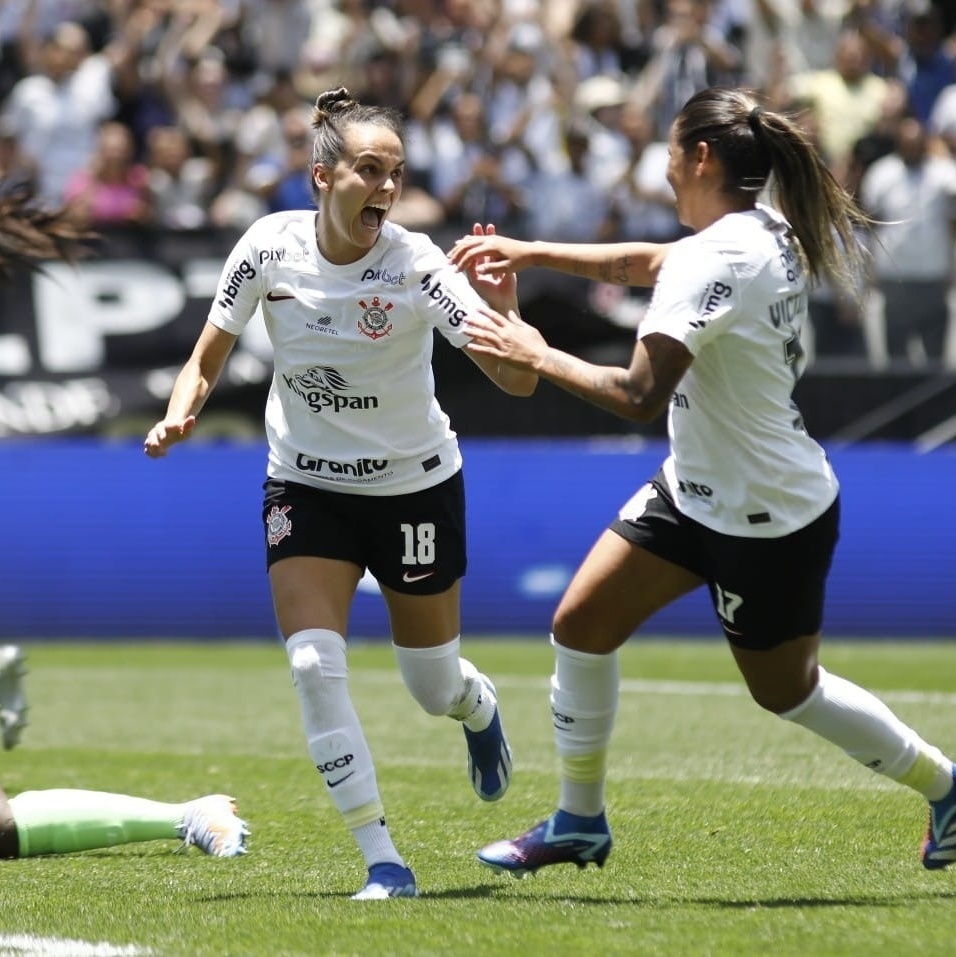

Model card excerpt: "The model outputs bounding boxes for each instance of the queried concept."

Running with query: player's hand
[143,416,196,458]
[460,223,518,313]
[463,305,548,372]
[449,228,535,277]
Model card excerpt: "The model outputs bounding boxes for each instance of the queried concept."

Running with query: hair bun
[313,87,354,122]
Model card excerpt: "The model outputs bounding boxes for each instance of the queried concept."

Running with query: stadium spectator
[63,120,152,228]
[483,21,565,178]
[228,70,305,204]
[0,20,137,203]
[145,124,215,230]
[570,73,631,192]
[859,115,956,365]
[637,0,744,136]
[770,28,892,182]
[244,104,315,213]
[607,102,683,243]
[163,49,246,194]
[565,0,629,82]
[855,0,955,122]
[143,87,537,901]
[429,90,528,232]
[451,87,956,877]
[742,0,850,92]
[522,118,615,242]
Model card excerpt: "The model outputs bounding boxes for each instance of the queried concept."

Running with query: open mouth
[361,205,387,229]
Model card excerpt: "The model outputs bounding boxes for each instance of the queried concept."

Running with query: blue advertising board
[0,438,953,639]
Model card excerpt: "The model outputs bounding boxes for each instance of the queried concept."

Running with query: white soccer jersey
[208,212,480,495]
[637,204,838,537]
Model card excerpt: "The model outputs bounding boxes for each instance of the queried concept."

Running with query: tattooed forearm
[540,350,649,420]
[614,254,631,284]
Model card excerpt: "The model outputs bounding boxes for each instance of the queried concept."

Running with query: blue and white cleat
[462,674,512,802]
[0,645,28,751]
[352,862,419,900]
[477,809,612,877]
[922,765,956,869]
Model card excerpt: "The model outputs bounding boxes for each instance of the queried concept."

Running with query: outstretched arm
[143,321,238,457]
[449,233,674,288]
[463,306,692,423]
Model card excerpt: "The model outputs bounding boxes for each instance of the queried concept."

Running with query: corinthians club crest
[266,504,293,546]
[357,296,394,340]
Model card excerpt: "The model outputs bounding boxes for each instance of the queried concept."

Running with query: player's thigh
[381,579,462,649]
[269,556,363,638]
[262,480,367,638]
[704,497,839,649]
[554,529,704,654]
[364,472,466,596]
[729,632,822,713]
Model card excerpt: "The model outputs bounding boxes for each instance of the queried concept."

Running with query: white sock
[781,665,953,799]
[551,637,619,817]
[286,629,402,866]
[393,639,494,731]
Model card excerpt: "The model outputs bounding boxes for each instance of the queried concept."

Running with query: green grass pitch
[4,638,956,956]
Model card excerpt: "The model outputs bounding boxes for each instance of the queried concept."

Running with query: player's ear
[312,163,332,194]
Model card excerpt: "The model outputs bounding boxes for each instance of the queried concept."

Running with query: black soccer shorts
[610,471,840,649]
[262,471,467,595]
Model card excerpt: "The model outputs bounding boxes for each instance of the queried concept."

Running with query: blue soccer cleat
[352,862,419,900]
[462,674,512,802]
[477,809,612,878]
[922,765,956,870]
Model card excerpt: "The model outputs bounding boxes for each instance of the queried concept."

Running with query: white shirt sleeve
[207,227,263,334]
[638,240,739,355]
[406,233,485,349]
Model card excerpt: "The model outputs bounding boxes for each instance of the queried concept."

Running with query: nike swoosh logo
[327,771,355,788]
[402,570,434,583]
[266,291,295,301]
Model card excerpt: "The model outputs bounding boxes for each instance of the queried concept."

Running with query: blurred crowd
[0,0,955,367]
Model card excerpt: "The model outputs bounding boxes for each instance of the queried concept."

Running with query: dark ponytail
[675,88,871,294]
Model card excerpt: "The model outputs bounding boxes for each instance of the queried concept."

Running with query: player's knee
[288,631,348,695]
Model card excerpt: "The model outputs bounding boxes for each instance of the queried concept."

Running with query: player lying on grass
[0,645,248,859]
[0,187,249,860]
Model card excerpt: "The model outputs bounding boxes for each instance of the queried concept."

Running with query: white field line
[0,936,150,956]
[358,669,956,707]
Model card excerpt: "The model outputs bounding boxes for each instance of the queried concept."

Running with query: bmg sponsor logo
[283,365,379,413]
[696,280,733,318]
[217,259,256,309]
[419,274,467,327]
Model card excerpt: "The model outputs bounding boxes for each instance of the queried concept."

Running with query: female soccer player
[144,87,537,899]
[0,191,248,859]
[449,86,956,876]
